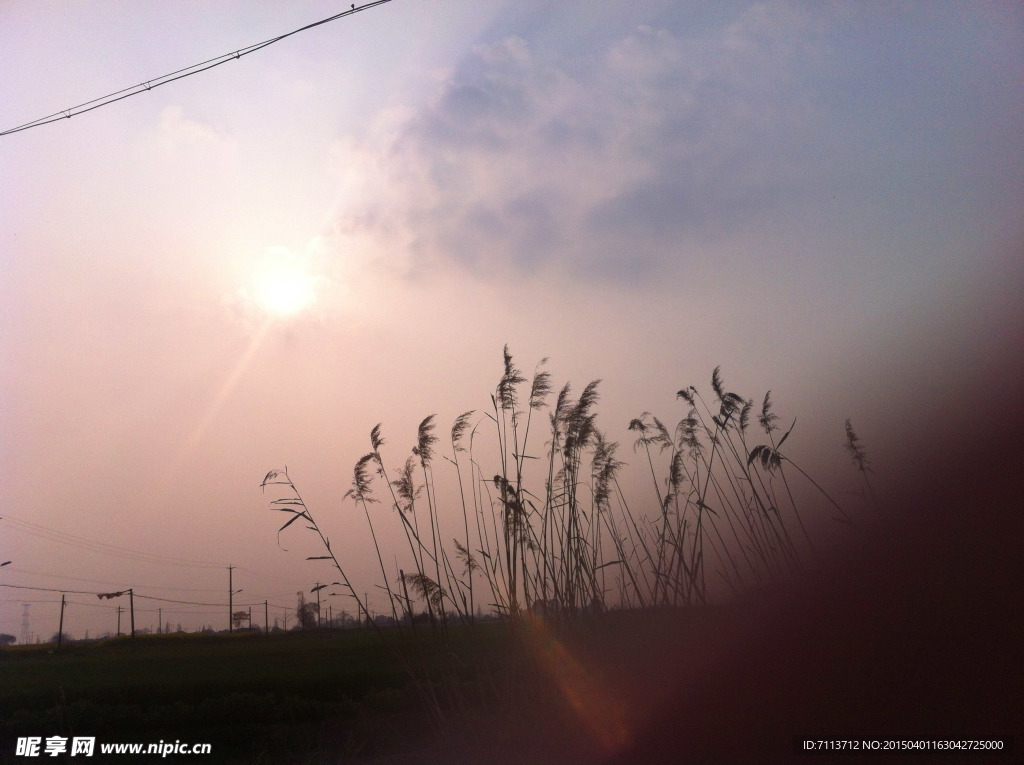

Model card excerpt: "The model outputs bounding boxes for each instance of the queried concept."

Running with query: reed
[266,348,877,618]
[262,346,875,733]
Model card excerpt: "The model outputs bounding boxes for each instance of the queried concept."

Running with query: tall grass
[264,346,871,623]
[259,345,879,744]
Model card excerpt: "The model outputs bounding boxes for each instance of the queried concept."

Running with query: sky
[1,1,1022,641]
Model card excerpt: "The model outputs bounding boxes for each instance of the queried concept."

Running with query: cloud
[156,105,237,158]
[326,4,827,285]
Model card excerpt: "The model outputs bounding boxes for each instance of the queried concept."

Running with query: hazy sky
[1,1,1021,640]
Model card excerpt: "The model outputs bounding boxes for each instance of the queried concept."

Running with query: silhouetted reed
[265,347,872,622]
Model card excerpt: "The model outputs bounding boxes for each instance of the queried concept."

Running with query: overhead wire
[76,601,121,612]
[1,0,395,137]
[0,583,288,611]
[0,598,64,605]
[0,515,224,569]
[2,565,222,592]
[1,585,292,639]
[0,583,100,596]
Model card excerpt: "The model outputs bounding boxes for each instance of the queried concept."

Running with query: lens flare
[521,615,633,755]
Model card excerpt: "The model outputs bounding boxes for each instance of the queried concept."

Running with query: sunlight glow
[162,318,273,488]
[522,615,633,755]
[258,272,314,315]
[255,249,316,316]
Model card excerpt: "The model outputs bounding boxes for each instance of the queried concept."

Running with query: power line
[133,592,237,608]
[0,583,99,596]
[1,0,395,137]
[0,598,62,605]
[61,598,121,611]
[135,593,290,610]
[3,565,222,593]
[56,598,288,616]
[0,582,288,611]
[0,515,224,569]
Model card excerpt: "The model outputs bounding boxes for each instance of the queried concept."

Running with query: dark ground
[391,345,1024,764]
[599,351,1024,763]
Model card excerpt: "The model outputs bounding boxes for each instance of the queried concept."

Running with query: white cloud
[324,8,827,286]
[156,105,237,157]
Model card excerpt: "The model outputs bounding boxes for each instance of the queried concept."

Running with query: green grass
[4,630,392,704]
[0,625,514,763]
[1,609,737,763]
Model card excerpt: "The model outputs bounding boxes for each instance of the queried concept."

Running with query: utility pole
[158,608,162,635]
[129,589,135,641]
[57,594,66,649]
[316,583,322,628]
[116,606,122,637]
[20,603,31,645]
[228,565,235,633]
[400,569,414,629]
[264,601,268,637]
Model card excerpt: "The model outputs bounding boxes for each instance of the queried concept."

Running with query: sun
[258,272,314,315]
[255,250,316,316]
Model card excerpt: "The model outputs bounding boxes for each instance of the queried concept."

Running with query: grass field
[0,625,511,763]
[2,555,1021,765]
[0,608,742,764]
